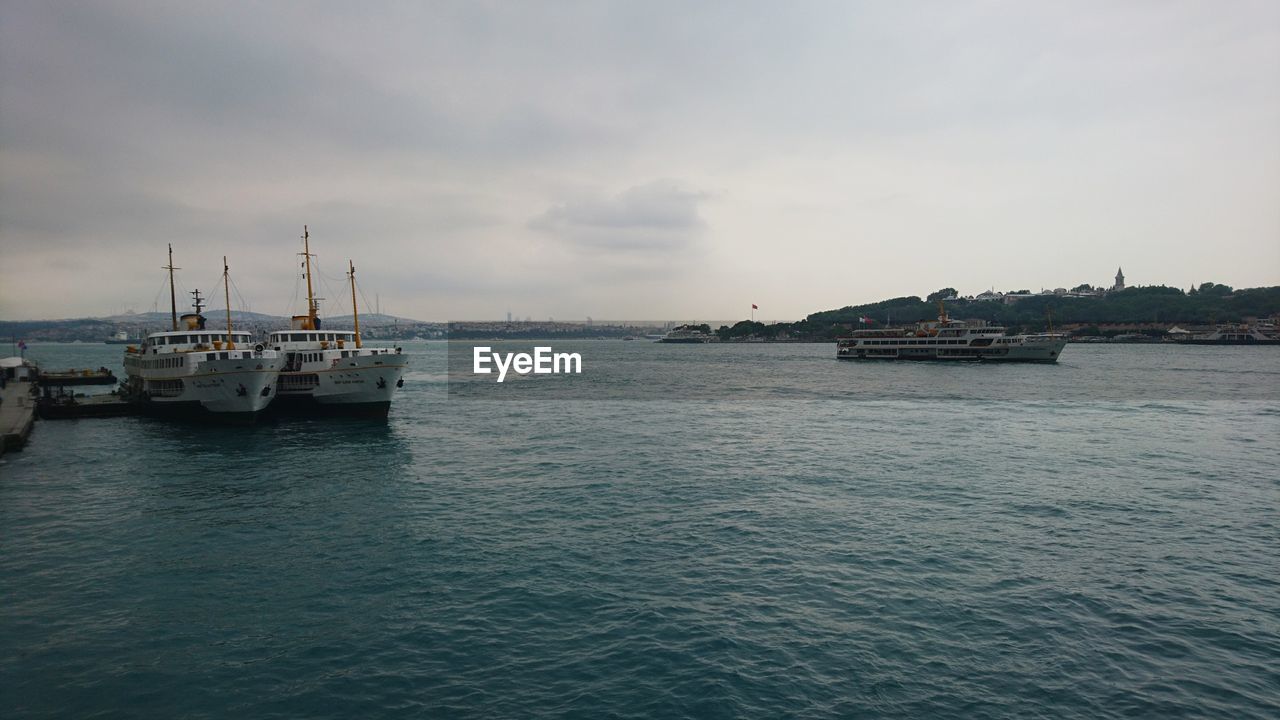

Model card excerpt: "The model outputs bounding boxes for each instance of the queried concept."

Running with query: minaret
[1114,267,1125,291]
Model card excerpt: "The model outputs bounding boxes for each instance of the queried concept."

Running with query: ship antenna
[348,260,363,349]
[223,256,236,349]
[190,288,204,315]
[299,225,319,330]
[163,244,180,331]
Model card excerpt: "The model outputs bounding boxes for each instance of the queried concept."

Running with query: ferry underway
[658,325,717,343]
[267,227,407,417]
[123,252,282,421]
[837,307,1067,363]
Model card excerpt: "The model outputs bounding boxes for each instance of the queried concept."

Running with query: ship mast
[348,260,363,349]
[163,244,180,331]
[222,256,236,349]
[299,225,319,329]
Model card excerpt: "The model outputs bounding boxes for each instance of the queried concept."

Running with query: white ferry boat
[123,253,282,420]
[1179,324,1279,345]
[267,228,407,417]
[837,307,1067,363]
[658,325,717,343]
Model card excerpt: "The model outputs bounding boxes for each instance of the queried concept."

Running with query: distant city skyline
[2,2,1278,322]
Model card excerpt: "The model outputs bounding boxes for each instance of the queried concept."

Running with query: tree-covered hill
[808,285,1279,328]
[717,284,1280,340]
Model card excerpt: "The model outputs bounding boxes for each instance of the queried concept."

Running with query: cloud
[1,2,1277,321]
[530,181,709,252]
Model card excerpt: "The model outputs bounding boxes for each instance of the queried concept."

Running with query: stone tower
[1113,267,1125,291]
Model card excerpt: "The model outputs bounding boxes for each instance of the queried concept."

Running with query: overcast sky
[2,1,1278,322]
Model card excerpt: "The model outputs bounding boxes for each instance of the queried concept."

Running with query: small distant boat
[104,331,140,345]
[38,367,118,386]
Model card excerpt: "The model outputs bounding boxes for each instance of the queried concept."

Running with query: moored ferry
[837,307,1067,363]
[124,324,283,419]
[267,227,407,417]
[123,252,282,420]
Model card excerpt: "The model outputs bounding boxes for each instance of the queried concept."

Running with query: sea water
[1,341,1277,718]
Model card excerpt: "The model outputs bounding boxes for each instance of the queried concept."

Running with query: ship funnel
[180,313,205,330]
[291,315,315,330]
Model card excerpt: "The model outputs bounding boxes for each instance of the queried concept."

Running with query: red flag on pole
[751,304,758,310]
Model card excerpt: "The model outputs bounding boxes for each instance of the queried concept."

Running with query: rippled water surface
[2,342,1278,718]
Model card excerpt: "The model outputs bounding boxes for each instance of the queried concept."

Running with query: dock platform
[37,393,140,420]
[1,378,38,455]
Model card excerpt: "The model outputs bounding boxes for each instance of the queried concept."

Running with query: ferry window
[308,334,317,342]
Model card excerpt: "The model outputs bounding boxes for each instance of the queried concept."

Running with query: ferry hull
[136,400,266,424]
[1177,339,1279,346]
[272,357,407,417]
[124,359,282,421]
[268,396,392,419]
[838,354,1062,363]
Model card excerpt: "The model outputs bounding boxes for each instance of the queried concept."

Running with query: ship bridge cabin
[847,320,1006,340]
[269,330,360,351]
[933,323,1006,338]
[138,331,255,354]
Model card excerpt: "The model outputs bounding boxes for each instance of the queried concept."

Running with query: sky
[2,0,1278,322]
